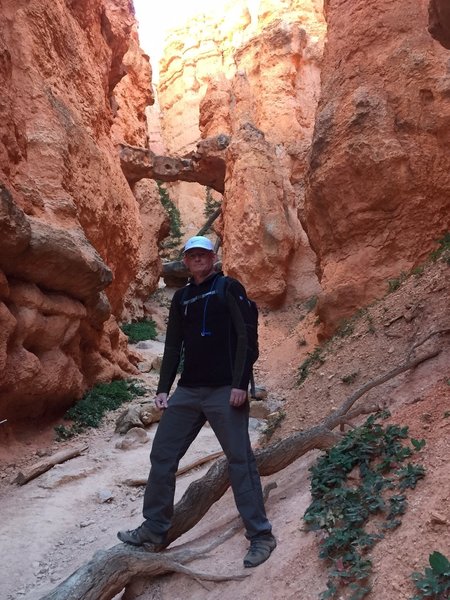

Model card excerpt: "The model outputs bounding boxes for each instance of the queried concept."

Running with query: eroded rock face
[203,16,324,305]
[0,0,162,421]
[223,124,298,304]
[158,1,325,305]
[304,0,450,333]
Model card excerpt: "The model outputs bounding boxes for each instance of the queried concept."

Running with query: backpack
[214,275,259,397]
[214,275,258,351]
[180,275,259,396]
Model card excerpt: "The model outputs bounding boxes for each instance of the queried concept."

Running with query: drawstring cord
[182,277,219,336]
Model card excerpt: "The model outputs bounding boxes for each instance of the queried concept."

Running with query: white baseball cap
[184,236,214,252]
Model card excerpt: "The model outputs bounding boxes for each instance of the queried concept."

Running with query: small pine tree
[203,186,222,223]
[157,181,183,258]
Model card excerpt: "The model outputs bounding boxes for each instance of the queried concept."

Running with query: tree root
[42,348,440,600]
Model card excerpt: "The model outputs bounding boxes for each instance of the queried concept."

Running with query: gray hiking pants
[143,385,272,540]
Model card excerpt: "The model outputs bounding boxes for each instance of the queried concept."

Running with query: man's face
[183,248,215,280]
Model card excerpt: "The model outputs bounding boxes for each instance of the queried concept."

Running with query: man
[118,235,276,568]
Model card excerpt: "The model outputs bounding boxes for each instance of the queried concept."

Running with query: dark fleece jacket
[156,272,256,394]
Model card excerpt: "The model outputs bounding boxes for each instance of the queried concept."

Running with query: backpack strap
[214,274,230,303]
[180,275,257,396]
[179,276,228,313]
[217,275,257,398]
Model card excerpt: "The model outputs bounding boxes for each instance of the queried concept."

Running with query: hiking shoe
[117,523,165,549]
[243,533,277,568]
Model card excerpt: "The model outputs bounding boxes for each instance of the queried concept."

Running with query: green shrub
[388,271,408,293]
[430,232,450,263]
[121,319,157,344]
[341,372,359,385]
[298,347,325,385]
[303,413,426,600]
[157,181,183,256]
[411,551,450,599]
[335,319,355,338]
[411,265,425,277]
[54,424,82,441]
[203,186,222,220]
[55,380,146,440]
[304,295,318,312]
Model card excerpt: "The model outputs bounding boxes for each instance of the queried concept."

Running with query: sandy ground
[0,256,449,600]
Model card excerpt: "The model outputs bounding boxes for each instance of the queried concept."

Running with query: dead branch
[40,543,248,600]
[177,450,224,476]
[167,425,340,547]
[41,481,279,600]
[43,349,440,599]
[408,327,450,357]
[337,402,387,424]
[123,477,149,487]
[14,444,88,485]
[168,349,440,544]
[323,349,440,428]
[124,451,225,486]
[196,207,222,237]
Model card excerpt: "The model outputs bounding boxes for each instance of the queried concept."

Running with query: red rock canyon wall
[303,0,450,332]
[158,0,326,304]
[0,0,165,421]
[156,0,450,323]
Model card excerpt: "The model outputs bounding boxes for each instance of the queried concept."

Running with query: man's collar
[188,270,223,286]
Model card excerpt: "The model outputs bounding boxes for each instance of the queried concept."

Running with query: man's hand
[229,388,248,407]
[155,393,169,410]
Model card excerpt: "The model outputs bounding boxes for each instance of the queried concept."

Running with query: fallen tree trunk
[41,529,248,600]
[124,450,225,486]
[196,206,222,237]
[41,485,277,600]
[42,348,440,600]
[169,348,439,543]
[14,444,88,485]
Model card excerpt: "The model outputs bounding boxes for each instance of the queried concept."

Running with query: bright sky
[133,0,220,81]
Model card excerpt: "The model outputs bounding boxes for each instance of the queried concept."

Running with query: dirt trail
[0,258,449,600]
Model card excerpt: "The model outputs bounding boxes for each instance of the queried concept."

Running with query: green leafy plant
[335,319,355,338]
[430,232,450,264]
[298,346,325,385]
[366,313,375,334]
[411,551,450,599]
[54,423,83,441]
[388,271,408,293]
[304,295,318,313]
[411,265,425,277]
[341,372,359,385]
[120,319,157,344]
[157,181,183,256]
[54,380,146,440]
[303,413,426,600]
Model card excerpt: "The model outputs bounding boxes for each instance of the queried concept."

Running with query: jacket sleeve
[156,291,184,394]
[225,280,255,391]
